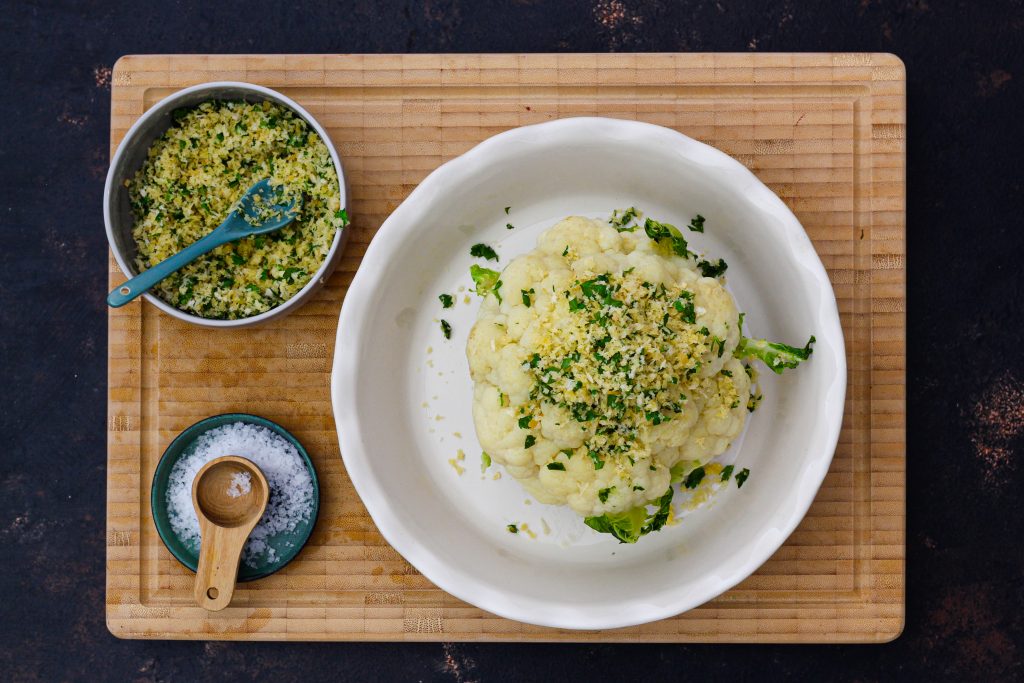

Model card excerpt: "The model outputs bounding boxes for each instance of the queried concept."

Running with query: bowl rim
[103,80,347,328]
[149,412,321,581]
[331,116,847,630]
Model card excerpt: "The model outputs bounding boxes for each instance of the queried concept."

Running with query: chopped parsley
[518,414,533,429]
[598,486,614,503]
[481,452,492,473]
[546,462,566,471]
[524,435,537,449]
[470,243,499,261]
[684,467,706,489]
[562,245,569,257]
[609,207,641,232]
[735,468,751,488]
[688,214,706,233]
[438,293,454,308]
[521,288,534,307]
[720,464,735,482]
[587,450,605,470]
[673,292,695,323]
[440,320,452,339]
[506,222,515,230]
[507,524,519,534]
[697,258,728,278]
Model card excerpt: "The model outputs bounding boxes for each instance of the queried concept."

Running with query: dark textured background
[2,1,1022,680]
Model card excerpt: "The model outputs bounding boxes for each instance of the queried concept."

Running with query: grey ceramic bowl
[103,81,349,328]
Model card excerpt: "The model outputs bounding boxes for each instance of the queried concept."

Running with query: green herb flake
[481,452,492,473]
[735,468,751,488]
[518,414,533,429]
[470,243,499,261]
[684,466,706,490]
[506,222,515,230]
[609,206,641,232]
[598,486,615,503]
[439,293,454,308]
[440,320,452,339]
[587,450,605,470]
[720,464,735,482]
[521,288,534,307]
[524,435,537,449]
[504,206,511,214]
[546,462,566,471]
[688,214,706,233]
[507,524,519,534]
[698,258,728,278]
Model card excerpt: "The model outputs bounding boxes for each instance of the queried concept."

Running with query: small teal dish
[151,413,320,581]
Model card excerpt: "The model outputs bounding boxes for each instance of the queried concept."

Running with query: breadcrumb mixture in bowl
[127,99,347,320]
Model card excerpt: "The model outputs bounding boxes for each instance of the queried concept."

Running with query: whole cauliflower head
[466,216,750,521]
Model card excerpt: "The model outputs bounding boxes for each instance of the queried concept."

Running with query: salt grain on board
[166,422,314,567]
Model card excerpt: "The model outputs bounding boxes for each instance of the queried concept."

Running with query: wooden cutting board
[106,53,906,642]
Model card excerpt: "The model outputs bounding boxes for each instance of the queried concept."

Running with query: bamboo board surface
[106,53,906,642]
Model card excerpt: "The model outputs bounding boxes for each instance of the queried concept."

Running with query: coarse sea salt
[226,471,252,498]
[166,422,314,567]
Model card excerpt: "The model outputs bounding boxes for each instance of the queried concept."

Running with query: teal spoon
[107,179,297,308]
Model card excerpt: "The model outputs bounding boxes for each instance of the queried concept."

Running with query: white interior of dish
[332,118,845,629]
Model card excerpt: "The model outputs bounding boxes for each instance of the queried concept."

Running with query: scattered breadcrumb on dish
[448,451,466,476]
[492,471,502,480]
[520,523,537,539]
[453,432,462,439]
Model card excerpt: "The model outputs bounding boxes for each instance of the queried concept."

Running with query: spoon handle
[194,518,247,611]
[106,227,233,308]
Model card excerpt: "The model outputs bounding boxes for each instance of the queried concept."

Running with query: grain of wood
[106,53,905,642]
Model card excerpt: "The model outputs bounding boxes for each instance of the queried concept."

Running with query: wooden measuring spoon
[191,456,269,611]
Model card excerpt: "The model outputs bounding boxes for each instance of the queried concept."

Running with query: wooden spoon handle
[194,519,248,611]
